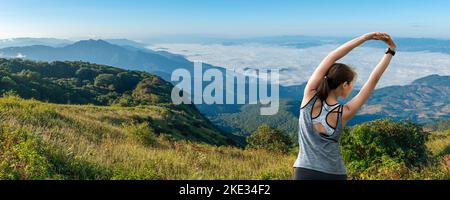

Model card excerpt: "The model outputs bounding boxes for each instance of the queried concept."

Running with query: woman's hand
[363,32,383,41]
[363,32,397,50]
[381,34,397,50]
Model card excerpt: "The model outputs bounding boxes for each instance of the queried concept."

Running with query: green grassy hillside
[0,58,238,146]
[0,96,293,180]
[0,96,448,180]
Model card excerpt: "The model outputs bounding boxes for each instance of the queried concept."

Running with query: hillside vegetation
[0,58,448,180]
[341,119,448,179]
[0,58,173,105]
[0,58,236,146]
[0,96,448,180]
[0,96,293,179]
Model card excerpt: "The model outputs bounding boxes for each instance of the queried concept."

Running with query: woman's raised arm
[342,34,397,124]
[304,32,386,96]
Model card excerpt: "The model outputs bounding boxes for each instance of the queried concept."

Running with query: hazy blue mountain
[145,35,450,55]
[144,35,339,48]
[250,36,450,54]
[0,39,195,80]
[361,38,450,54]
[0,37,149,50]
[104,39,147,49]
[360,74,449,121]
[0,37,73,48]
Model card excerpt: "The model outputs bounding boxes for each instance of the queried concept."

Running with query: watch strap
[386,48,396,56]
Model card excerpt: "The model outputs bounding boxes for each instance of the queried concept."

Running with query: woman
[293,32,397,180]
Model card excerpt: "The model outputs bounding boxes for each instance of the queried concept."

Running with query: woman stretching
[293,32,397,180]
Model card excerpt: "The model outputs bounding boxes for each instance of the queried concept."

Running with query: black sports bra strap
[300,91,318,109]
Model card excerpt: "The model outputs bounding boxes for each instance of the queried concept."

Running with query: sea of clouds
[147,43,450,89]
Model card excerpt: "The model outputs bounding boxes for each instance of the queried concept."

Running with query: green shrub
[0,127,51,180]
[246,124,291,153]
[124,123,158,146]
[341,119,430,179]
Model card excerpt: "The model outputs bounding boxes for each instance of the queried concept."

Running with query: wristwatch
[385,48,396,56]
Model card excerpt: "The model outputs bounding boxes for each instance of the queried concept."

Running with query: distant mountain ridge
[0,39,191,80]
[360,74,450,121]
[0,37,149,50]
[362,38,450,54]
[0,37,72,48]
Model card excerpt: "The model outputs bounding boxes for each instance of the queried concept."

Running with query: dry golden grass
[0,96,448,180]
[0,96,295,180]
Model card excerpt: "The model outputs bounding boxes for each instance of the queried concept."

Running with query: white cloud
[16,53,26,58]
[0,38,15,43]
[147,43,450,89]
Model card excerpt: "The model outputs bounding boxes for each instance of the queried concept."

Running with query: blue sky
[1,0,450,40]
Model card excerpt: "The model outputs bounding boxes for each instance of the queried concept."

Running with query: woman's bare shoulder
[341,104,352,127]
[300,89,317,108]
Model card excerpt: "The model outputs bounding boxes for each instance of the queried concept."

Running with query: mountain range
[0,38,72,48]
[0,39,448,141]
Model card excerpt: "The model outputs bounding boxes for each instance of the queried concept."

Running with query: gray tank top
[293,92,347,175]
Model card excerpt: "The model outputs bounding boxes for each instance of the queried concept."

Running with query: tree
[116,72,141,92]
[94,74,117,89]
[0,76,17,87]
[246,124,291,153]
[18,70,41,81]
[76,68,98,81]
[132,78,171,104]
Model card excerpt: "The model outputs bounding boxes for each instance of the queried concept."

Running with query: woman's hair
[317,63,357,101]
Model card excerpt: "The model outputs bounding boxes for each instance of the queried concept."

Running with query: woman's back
[293,92,347,175]
[311,96,341,137]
